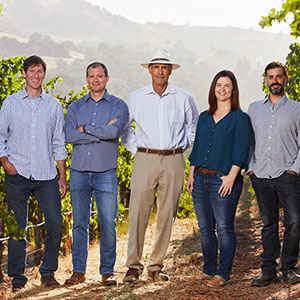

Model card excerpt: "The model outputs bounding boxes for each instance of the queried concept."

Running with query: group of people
[0,49,299,293]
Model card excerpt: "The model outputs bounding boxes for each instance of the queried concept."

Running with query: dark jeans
[192,171,243,279]
[250,172,300,274]
[5,173,62,286]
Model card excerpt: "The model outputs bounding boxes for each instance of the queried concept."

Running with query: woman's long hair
[208,70,240,115]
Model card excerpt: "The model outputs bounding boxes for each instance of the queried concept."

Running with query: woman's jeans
[192,171,243,279]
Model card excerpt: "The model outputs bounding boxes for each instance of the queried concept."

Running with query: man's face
[265,67,287,96]
[22,64,45,91]
[86,66,109,94]
[148,63,172,88]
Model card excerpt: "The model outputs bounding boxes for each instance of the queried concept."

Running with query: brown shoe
[102,274,117,286]
[148,270,169,282]
[207,275,228,287]
[41,276,60,288]
[198,271,214,280]
[123,268,140,283]
[64,272,86,285]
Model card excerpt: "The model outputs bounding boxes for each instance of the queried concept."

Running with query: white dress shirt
[122,83,198,155]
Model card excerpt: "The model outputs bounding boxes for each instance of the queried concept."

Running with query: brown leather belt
[137,147,182,156]
[196,168,217,174]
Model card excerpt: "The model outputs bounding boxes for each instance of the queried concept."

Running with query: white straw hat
[141,48,181,70]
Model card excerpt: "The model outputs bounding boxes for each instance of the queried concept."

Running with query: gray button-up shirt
[247,94,300,178]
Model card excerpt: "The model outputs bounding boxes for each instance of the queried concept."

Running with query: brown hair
[208,70,240,115]
[23,55,47,73]
[86,62,108,77]
[264,61,288,77]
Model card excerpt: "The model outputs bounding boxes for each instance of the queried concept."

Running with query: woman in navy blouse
[187,70,251,287]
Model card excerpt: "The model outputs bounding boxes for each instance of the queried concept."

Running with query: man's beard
[268,82,286,95]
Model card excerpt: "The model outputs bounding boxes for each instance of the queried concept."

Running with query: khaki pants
[126,152,185,272]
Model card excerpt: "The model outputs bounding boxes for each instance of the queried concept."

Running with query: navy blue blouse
[189,109,251,175]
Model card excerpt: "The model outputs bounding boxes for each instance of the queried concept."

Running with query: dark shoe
[64,272,86,285]
[283,270,300,285]
[41,275,60,288]
[102,274,117,286]
[148,270,169,282]
[123,268,140,284]
[251,273,279,287]
[12,283,25,293]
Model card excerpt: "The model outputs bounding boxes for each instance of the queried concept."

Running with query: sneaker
[148,270,169,282]
[207,275,228,288]
[64,272,86,285]
[41,275,60,288]
[102,274,117,286]
[123,268,140,284]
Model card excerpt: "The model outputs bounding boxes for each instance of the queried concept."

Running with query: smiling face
[214,76,233,103]
[148,63,172,90]
[265,67,287,96]
[86,65,109,95]
[22,63,45,95]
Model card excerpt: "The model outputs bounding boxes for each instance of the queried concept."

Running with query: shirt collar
[20,87,46,100]
[145,83,177,96]
[85,90,111,103]
[263,94,289,106]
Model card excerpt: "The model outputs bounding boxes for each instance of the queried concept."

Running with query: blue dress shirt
[189,109,251,175]
[0,88,67,180]
[65,91,129,172]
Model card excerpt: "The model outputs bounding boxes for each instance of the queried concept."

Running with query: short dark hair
[208,70,240,115]
[86,62,108,77]
[264,61,288,77]
[23,55,47,73]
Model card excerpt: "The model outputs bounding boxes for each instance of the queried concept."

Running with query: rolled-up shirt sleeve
[52,104,67,161]
[84,100,129,140]
[231,111,251,168]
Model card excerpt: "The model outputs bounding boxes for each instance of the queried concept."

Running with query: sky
[86,0,291,34]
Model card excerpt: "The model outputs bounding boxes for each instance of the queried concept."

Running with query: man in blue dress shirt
[0,55,67,292]
[247,61,300,286]
[64,62,128,286]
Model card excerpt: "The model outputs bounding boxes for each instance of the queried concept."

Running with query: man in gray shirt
[247,61,300,286]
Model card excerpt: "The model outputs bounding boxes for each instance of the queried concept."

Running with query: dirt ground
[1,185,300,300]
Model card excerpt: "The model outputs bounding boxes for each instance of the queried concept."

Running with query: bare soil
[1,186,300,300]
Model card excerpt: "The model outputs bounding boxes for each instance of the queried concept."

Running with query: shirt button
[270,125,272,128]
[205,157,207,160]
[268,147,271,150]
[203,164,207,168]
[92,123,95,125]
[269,136,271,139]
[88,152,90,155]
[94,113,96,115]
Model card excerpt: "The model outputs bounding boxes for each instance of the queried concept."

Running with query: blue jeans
[250,172,300,274]
[69,168,118,275]
[192,171,243,279]
[5,173,62,286]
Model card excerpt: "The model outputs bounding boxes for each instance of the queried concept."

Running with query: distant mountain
[0,0,294,110]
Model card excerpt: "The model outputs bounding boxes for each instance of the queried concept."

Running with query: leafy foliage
[259,0,300,38]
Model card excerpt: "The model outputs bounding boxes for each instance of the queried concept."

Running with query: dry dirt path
[1,196,300,299]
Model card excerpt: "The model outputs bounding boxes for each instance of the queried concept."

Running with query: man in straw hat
[122,48,198,283]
